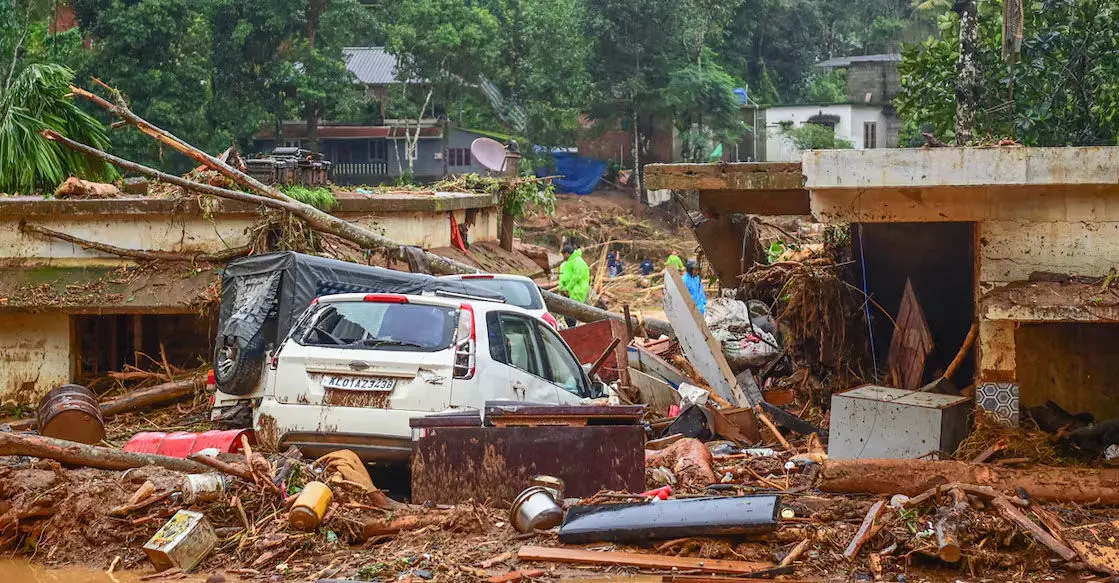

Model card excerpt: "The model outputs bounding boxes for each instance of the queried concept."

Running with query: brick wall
[845,62,900,105]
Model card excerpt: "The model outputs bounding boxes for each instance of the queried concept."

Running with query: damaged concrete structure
[0,192,501,404]
[646,147,1119,425]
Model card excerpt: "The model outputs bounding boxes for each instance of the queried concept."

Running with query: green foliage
[897,0,1119,146]
[282,185,337,210]
[662,64,747,161]
[0,63,116,193]
[804,70,848,104]
[781,123,854,150]
[456,173,556,218]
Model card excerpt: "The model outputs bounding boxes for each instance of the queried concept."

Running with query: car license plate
[322,375,396,391]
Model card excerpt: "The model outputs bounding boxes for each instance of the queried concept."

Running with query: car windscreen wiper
[349,338,427,349]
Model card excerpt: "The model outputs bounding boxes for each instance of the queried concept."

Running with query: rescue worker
[640,257,655,276]
[684,258,707,315]
[665,253,685,273]
[557,244,590,327]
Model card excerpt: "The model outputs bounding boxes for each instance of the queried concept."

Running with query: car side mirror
[588,380,607,399]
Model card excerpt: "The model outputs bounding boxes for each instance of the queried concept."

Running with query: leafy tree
[781,122,854,150]
[662,64,747,161]
[381,0,499,176]
[0,63,116,193]
[479,0,592,149]
[71,0,222,171]
[896,0,1119,146]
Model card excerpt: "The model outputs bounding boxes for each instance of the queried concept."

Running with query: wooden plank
[628,346,687,387]
[1064,520,1119,574]
[629,367,681,417]
[991,496,1078,562]
[843,500,887,558]
[663,269,760,407]
[518,545,773,575]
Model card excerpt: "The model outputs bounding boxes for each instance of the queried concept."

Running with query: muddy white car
[438,273,559,329]
[209,252,599,463]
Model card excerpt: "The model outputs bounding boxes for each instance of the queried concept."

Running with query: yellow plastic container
[289,481,333,532]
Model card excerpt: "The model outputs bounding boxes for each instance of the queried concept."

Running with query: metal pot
[509,486,564,534]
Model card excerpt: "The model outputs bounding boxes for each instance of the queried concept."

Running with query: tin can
[289,481,333,532]
[182,473,228,504]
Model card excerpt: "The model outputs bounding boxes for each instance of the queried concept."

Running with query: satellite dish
[471,137,508,173]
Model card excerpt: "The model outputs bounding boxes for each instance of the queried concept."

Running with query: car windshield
[299,302,458,352]
[463,278,542,310]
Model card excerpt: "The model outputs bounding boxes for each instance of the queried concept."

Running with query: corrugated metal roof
[343,47,402,85]
[815,53,901,68]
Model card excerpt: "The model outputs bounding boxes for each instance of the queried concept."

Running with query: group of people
[556,246,707,318]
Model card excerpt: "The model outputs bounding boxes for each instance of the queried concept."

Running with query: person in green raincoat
[557,245,590,327]
[665,253,685,273]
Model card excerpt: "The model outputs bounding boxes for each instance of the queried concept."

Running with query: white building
[764,103,890,162]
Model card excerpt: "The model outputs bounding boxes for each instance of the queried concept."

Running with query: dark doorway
[74,313,216,382]
[853,222,977,387]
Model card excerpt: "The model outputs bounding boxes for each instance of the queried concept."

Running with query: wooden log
[818,459,1119,504]
[991,496,1078,562]
[187,453,254,481]
[779,537,812,567]
[5,375,206,431]
[517,545,773,575]
[54,176,121,198]
[99,375,207,417]
[934,488,967,563]
[361,514,448,539]
[843,500,886,558]
[0,432,210,473]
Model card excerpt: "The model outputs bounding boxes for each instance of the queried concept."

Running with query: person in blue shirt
[640,257,654,276]
[683,258,707,315]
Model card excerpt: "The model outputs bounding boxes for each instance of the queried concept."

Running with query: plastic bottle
[289,481,333,532]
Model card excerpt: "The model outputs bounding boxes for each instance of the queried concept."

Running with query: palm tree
[0,63,116,194]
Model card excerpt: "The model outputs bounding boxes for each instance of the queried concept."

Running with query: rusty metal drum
[37,384,105,444]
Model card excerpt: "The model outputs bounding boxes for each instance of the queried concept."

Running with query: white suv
[438,273,559,329]
[252,292,597,462]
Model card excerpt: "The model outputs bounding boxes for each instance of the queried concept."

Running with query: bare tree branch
[20,222,251,263]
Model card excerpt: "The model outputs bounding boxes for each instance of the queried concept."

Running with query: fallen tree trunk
[98,374,206,417]
[0,432,210,473]
[21,223,250,263]
[543,292,672,338]
[934,488,967,563]
[818,459,1119,504]
[45,129,674,336]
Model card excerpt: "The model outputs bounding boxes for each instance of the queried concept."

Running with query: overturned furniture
[410,403,646,504]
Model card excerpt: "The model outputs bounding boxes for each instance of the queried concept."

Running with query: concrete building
[762,54,902,162]
[646,146,1119,425]
[0,192,501,405]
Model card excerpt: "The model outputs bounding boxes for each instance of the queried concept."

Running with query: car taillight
[453,303,476,380]
[363,294,409,303]
[310,297,319,305]
[542,312,559,329]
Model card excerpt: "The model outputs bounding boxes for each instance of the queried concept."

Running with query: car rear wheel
[214,332,265,396]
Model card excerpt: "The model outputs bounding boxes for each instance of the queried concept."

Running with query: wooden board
[628,367,681,417]
[663,269,760,407]
[518,545,772,575]
[1062,520,1119,573]
[887,279,933,390]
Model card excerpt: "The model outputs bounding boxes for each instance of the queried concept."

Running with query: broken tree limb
[779,537,812,567]
[73,83,288,202]
[991,496,1078,562]
[187,453,254,481]
[934,488,968,563]
[843,500,886,558]
[0,432,210,473]
[43,129,671,335]
[818,459,1119,504]
[904,482,1027,509]
[21,222,250,263]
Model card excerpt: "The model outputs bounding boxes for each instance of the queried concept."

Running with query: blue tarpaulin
[536,152,607,195]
